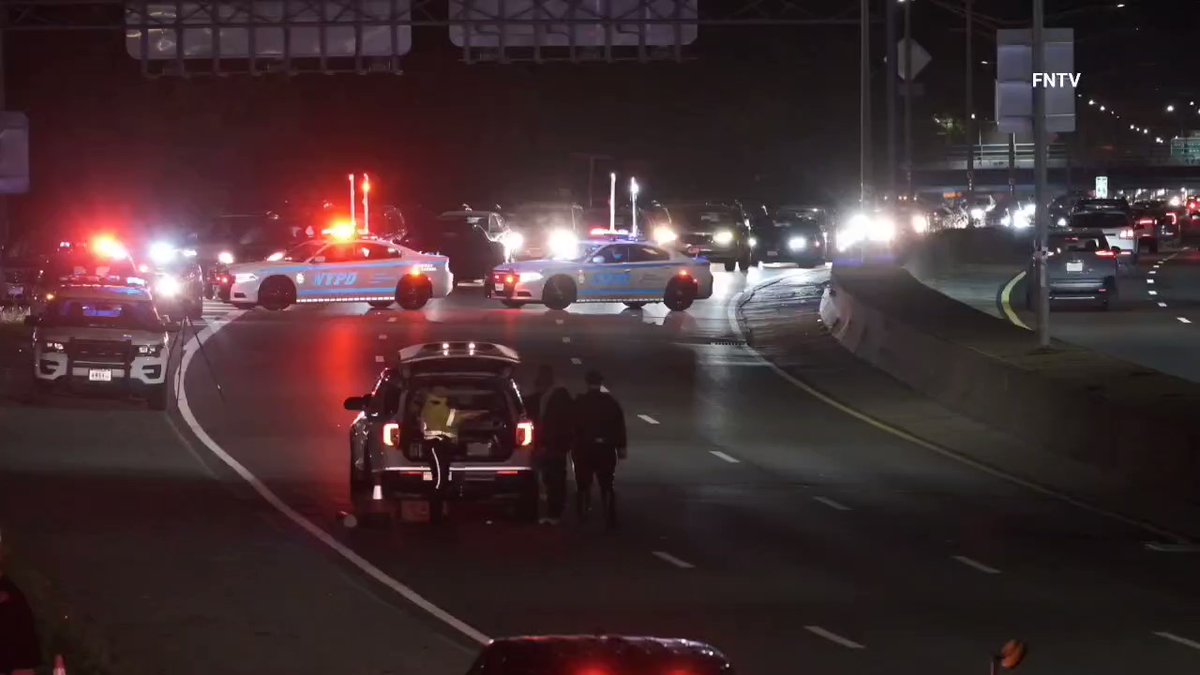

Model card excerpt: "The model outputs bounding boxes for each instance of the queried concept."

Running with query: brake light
[1136,218,1155,227]
[505,275,515,285]
[383,422,400,446]
[677,269,690,277]
[1119,228,1134,238]
[1167,212,1177,225]
[1095,250,1115,257]
[516,420,534,447]
[590,227,608,236]
[409,267,424,277]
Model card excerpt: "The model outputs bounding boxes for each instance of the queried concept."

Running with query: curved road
[176,265,1200,675]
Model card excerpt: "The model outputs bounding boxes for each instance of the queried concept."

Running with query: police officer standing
[572,370,627,528]
[525,365,574,525]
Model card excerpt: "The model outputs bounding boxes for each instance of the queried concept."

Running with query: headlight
[653,226,678,244]
[266,251,284,262]
[787,236,807,251]
[518,271,544,283]
[148,242,176,265]
[155,275,182,298]
[234,272,258,283]
[911,214,929,233]
[969,208,985,220]
[1001,214,1013,227]
[41,340,66,352]
[137,343,165,357]
[1012,211,1032,229]
[1021,203,1036,216]
[836,213,872,252]
[748,236,758,248]
[867,217,895,242]
[217,251,235,265]
[1056,217,1068,226]
[181,248,198,258]
[713,230,735,245]
[547,229,578,259]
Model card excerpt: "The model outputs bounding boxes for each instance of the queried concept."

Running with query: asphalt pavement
[164,264,1200,675]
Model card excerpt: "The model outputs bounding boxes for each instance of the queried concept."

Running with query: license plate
[767,250,779,257]
[88,369,113,382]
[1066,261,1083,272]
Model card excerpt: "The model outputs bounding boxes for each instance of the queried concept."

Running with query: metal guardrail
[920,143,1197,170]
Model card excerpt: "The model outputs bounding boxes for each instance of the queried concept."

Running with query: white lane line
[709,450,740,464]
[1147,279,1155,284]
[1149,290,1158,296]
[562,336,571,343]
[570,357,582,365]
[374,355,385,363]
[555,318,564,325]
[812,496,851,511]
[1145,542,1200,552]
[727,286,1191,544]
[1155,631,1200,651]
[652,551,695,569]
[174,315,491,646]
[1159,302,1169,308]
[378,333,388,340]
[804,626,865,650]
[637,414,660,425]
[1178,317,1192,324]
[387,317,397,323]
[600,385,610,393]
[952,555,1002,574]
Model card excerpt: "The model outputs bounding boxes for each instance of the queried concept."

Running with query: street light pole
[361,173,371,235]
[348,173,357,229]
[1033,0,1050,348]
[630,177,640,238]
[904,0,913,198]
[886,0,898,200]
[965,0,975,194]
[609,172,617,233]
[860,0,871,207]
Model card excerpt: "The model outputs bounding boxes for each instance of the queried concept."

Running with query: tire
[258,276,296,311]
[515,484,539,523]
[723,260,736,272]
[396,276,431,310]
[663,277,697,312]
[501,300,526,309]
[232,302,256,310]
[623,302,646,310]
[146,384,168,411]
[737,252,751,272]
[542,275,577,311]
[368,300,394,309]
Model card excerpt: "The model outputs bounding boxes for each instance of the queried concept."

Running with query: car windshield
[1069,212,1127,229]
[46,255,138,281]
[665,206,739,232]
[280,241,325,261]
[1075,199,1129,213]
[1050,234,1110,252]
[558,242,606,261]
[42,297,161,331]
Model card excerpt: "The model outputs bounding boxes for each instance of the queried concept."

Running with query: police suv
[27,284,175,409]
[224,238,453,310]
[343,342,538,522]
[486,239,714,311]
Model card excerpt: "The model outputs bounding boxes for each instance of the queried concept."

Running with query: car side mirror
[591,256,606,264]
[23,315,38,327]
[344,395,370,411]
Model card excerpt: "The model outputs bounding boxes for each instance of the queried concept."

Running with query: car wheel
[623,302,646,310]
[397,276,431,310]
[368,300,394,310]
[723,260,736,272]
[663,277,697,312]
[543,275,576,311]
[515,483,539,523]
[501,300,526,309]
[737,252,751,272]
[146,384,168,411]
[258,276,296,311]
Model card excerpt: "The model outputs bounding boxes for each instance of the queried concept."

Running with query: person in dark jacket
[0,530,42,675]
[526,365,574,524]
[572,370,627,528]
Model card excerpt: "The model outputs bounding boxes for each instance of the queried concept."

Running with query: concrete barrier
[820,263,1200,498]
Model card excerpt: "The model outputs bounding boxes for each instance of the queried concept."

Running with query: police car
[224,237,453,311]
[486,239,714,311]
[26,284,175,409]
[343,342,538,522]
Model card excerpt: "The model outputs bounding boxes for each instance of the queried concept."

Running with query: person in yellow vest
[417,386,486,523]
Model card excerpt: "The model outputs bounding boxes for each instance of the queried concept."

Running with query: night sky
[2,0,1191,236]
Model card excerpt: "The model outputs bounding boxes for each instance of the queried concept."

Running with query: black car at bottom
[467,635,736,675]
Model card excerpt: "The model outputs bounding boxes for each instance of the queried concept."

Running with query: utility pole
[860,0,872,207]
[571,153,612,208]
[965,0,975,195]
[903,0,913,197]
[1033,0,1050,348]
[886,0,898,200]
[1008,133,1016,196]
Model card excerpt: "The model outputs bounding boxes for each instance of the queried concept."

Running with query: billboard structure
[448,0,698,63]
[125,0,413,75]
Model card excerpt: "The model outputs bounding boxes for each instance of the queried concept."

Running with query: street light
[629,177,640,238]
[1088,99,1095,105]
[1099,105,1106,111]
[1166,104,1175,112]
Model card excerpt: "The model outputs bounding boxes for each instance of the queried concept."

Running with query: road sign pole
[965,0,975,194]
[859,0,871,207]
[1033,0,1050,348]
[885,0,897,200]
[903,0,913,197]
[349,173,357,229]
[609,172,616,232]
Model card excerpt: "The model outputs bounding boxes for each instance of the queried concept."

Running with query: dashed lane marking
[709,450,740,464]
[804,626,865,650]
[1178,317,1192,324]
[1149,290,1158,296]
[637,414,660,425]
[812,496,851,511]
[652,551,695,569]
[1159,302,1168,308]
[570,357,582,365]
[952,555,1002,574]
[1155,631,1200,651]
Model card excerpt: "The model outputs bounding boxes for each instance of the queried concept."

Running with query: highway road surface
[4,261,1200,674]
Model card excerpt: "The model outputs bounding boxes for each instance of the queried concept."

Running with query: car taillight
[383,422,400,447]
[1096,250,1115,257]
[516,420,534,447]
[1167,213,1177,225]
[1136,218,1155,227]
[1119,228,1134,238]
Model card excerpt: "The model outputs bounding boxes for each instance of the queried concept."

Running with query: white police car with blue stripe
[487,239,714,311]
[226,238,453,311]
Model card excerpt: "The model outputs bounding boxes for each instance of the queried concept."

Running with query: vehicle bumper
[684,245,739,263]
[1047,279,1110,301]
[378,466,536,500]
[35,352,167,391]
[485,274,544,302]
[228,280,261,304]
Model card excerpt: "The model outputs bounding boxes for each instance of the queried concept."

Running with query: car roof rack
[397,341,520,363]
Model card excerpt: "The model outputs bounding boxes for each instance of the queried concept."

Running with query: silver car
[1025,229,1120,310]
